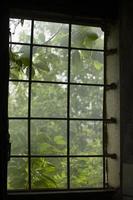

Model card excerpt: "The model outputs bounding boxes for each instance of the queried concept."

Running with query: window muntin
[8,18,106,191]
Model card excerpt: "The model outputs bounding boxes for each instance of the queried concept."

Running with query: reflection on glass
[8,82,28,117]
[9,120,28,155]
[31,83,67,117]
[32,47,68,81]
[71,50,103,84]
[70,85,103,118]
[70,158,103,188]
[9,45,30,80]
[33,21,69,46]
[71,25,104,49]
[9,18,31,43]
[70,121,102,155]
[8,158,28,189]
[31,158,67,189]
[31,120,67,155]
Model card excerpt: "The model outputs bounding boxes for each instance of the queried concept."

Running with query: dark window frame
[8,12,117,197]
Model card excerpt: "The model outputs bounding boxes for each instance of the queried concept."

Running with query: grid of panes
[8,18,105,191]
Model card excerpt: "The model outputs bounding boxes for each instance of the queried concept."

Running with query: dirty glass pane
[70,85,103,118]
[9,45,30,80]
[71,25,104,49]
[32,47,68,81]
[9,120,28,155]
[8,158,28,190]
[8,82,28,117]
[70,158,103,188]
[31,158,67,189]
[71,50,103,84]
[70,121,103,155]
[31,83,67,118]
[9,18,31,43]
[31,120,67,155]
[33,21,69,46]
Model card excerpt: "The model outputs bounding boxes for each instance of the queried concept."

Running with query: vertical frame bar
[103,24,107,188]
[67,23,72,189]
[28,19,34,191]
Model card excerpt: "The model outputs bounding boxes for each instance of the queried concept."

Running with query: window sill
[8,189,117,200]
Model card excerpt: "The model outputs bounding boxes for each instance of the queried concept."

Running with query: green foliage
[8,158,28,189]
[8,19,104,190]
[70,158,103,188]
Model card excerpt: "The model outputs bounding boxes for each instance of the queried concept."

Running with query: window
[8,17,117,192]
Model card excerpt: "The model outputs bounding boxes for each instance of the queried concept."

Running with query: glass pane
[70,121,103,155]
[9,45,30,80]
[31,120,67,155]
[31,83,67,117]
[32,47,68,81]
[71,50,103,84]
[9,120,28,155]
[8,82,28,117]
[70,85,103,118]
[33,21,69,46]
[70,158,103,188]
[71,25,104,49]
[31,158,67,189]
[8,158,28,190]
[9,18,31,43]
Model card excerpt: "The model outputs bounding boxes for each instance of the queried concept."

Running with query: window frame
[8,12,117,195]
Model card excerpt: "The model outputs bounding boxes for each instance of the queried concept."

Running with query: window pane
[31,158,67,189]
[8,158,28,190]
[71,25,104,49]
[9,120,28,155]
[31,120,67,155]
[9,18,31,43]
[8,82,28,117]
[31,83,67,118]
[70,158,103,188]
[9,45,30,80]
[33,21,69,46]
[70,85,103,118]
[32,47,68,81]
[71,50,103,84]
[70,121,103,155]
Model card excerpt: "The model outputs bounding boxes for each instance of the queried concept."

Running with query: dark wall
[120,0,133,199]
[9,0,119,20]
[0,2,9,200]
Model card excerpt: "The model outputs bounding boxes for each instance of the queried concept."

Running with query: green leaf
[42,174,57,186]
[20,56,30,67]
[94,60,102,70]
[87,32,98,41]
[54,136,65,145]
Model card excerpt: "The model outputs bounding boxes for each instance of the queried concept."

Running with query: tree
[8,18,104,190]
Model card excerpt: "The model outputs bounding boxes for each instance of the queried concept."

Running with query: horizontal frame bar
[9,42,104,52]
[8,117,116,123]
[10,154,117,159]
[9,80,117,90]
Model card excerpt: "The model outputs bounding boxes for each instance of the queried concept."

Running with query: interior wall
[120,0,133,199]
[106,21,120,189]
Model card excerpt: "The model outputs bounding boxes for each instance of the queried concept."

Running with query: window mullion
[67,23,72,190]
[28,19,34,191]
[103,27,107,188]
